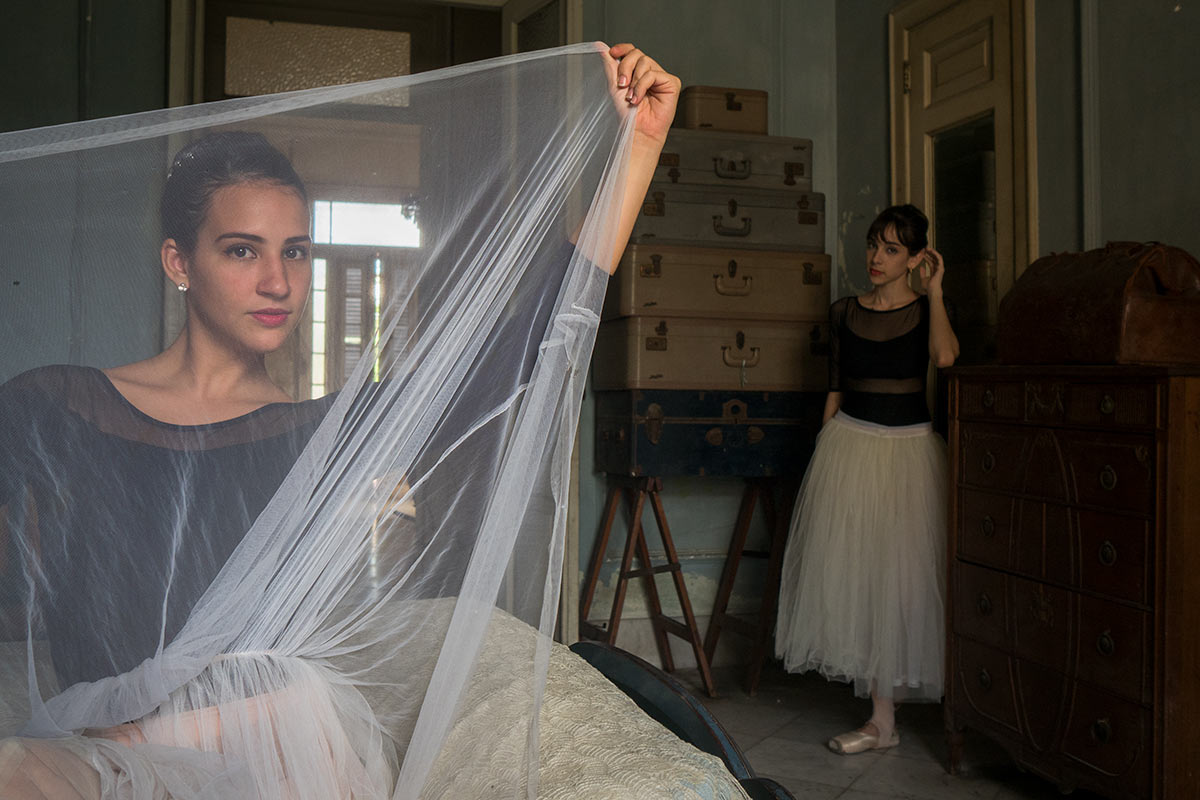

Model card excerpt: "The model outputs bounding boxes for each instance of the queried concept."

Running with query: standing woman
[775,204,959,754]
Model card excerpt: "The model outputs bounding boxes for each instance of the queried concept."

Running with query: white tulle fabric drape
[0,44,633,798]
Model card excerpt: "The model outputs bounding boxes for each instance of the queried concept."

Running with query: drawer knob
[1098,540,1118,567]
[1096,630,1115,657]
[1090,718,1113,745]
[980,515,996,538]
[982,389,995,409]
[977,668,992,690]
[976,593,993,616]
[1099,394,1116,415]
[1099,465,1118,491]
[981,451,996,474]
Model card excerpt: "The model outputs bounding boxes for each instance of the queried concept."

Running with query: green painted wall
[579,1,838,655]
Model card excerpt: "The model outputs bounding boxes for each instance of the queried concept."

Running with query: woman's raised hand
[921,247,946,295]
[607,43,681,148]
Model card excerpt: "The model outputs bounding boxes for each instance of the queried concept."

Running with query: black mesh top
[0,365,335,688]
[0,243,574,690]
[829,295,931,426]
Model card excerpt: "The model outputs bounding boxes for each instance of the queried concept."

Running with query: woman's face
[178,180,312,356]
[866,224,922,286]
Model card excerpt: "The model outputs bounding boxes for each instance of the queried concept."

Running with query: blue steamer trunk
[595,389,823,477]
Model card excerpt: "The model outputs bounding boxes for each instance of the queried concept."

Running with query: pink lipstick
[251,308,291,327]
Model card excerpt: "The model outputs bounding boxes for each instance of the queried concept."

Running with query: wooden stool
[579,475,717,698]
[703,477,795,695]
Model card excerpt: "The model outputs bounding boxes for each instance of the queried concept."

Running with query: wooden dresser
[945,365,1200,799]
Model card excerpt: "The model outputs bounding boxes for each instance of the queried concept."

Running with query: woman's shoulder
[1,364,103,403]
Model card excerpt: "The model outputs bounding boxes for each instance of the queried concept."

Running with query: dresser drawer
[953,562,1008,650]
[958,378,1025,422]
[1064,382,1159,431]
[1078,510,1152,606]
[959,424,1056,497]
[1009,575,1151,705]
[952,636,1020,732]
[959,424,1156,515]
[1061,682,1152,798]
[1075,594,1152,705]
[957,489,1014,570]
[1059,431,1155,516]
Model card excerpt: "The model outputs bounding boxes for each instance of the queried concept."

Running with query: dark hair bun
[161,131,307,254]
[866,203,928,255]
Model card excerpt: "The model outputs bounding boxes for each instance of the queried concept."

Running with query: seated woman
[0,44,727,800]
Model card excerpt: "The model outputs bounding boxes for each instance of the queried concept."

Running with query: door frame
[889,0,1039,285]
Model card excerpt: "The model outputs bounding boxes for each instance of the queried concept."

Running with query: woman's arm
[822,391,843,425]
[589,44,681,274]
[922,247,960,368]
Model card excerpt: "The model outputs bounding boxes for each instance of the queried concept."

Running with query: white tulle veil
[0,43,633,799]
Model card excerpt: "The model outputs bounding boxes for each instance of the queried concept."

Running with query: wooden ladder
[703,477,794,695]
[579,475,717,698]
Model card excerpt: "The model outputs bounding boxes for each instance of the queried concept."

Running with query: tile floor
[674,664,1107,800]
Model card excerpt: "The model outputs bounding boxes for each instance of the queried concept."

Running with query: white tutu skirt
[774,411,947,701]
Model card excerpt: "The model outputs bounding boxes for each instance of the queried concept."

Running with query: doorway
[890,0,1037,363]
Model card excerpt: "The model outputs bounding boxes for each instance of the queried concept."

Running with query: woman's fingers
[609,43,641,91]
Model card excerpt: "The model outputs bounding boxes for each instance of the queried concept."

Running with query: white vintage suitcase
[656,129,813,193]
[631,182,825,252]
[675,86,768,134]
[602,243,830,322]
[591,316,829,392]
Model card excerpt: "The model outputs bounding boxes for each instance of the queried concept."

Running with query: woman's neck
[103,328,290,425]
[861,276,918,310]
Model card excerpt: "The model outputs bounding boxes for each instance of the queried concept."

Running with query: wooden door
[891,0,1035,364]
[501,0,582,54]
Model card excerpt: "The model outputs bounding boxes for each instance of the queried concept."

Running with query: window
[311,200,421,397]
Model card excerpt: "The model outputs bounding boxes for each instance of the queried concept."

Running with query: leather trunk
[592,316,829,392]
[656,129,812,193]
[674,86,768,134]
[594,389,823,477]
[602,243,830,322]
[997,242,1200,365]
[631,182,825,253]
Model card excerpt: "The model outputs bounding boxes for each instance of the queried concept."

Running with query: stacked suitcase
[593,87,831,477]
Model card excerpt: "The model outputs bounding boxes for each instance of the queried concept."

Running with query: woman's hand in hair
[920,247,946,297]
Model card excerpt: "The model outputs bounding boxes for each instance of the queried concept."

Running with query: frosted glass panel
[226,18,410,101]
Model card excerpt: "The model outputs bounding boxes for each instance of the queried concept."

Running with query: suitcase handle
[721,345,760,367]
[713,274,753,296]
[712,215,752,237]
[712,158,751,180]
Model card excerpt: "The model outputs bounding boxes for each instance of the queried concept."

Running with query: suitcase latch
[721,399,747,423]
[724,92,742,111]
[639,254,663,278]
[645,403,664,445]
[642,191,665,217]
[802,262,824,285]
[797,196,819,226]
[784,161,805,185]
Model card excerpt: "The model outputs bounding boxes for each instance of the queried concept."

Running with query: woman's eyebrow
[216,232,265,242]
[214,233,312,244]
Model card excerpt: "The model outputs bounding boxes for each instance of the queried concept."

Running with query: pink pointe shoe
[827,723,900,755]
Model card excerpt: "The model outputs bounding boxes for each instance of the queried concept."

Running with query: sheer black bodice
[0,365,335,687]
[829,295,931,426]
